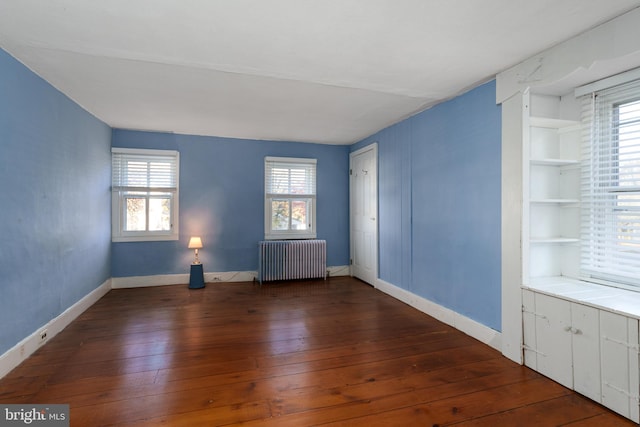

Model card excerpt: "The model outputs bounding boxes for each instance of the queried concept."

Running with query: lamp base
[189,264,205,289]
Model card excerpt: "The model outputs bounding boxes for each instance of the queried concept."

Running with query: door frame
[349,143,378,285]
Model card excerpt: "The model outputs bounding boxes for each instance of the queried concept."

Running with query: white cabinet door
[522,291,601,398]
[533,293,573,388]
[522,289,639,423]
[571,303,601,402]
[600,311,640,422]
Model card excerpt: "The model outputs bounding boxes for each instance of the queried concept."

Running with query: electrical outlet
[39,329,48,345]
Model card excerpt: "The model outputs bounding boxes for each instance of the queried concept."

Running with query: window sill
[523,276,640,320]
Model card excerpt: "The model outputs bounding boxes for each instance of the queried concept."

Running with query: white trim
[500,92,525,364]
[350,143,378,158]
[375,278,502,352]
[575,66,640,97]
[327,265,350,277]
[496,7,640,103]
[111,273,191,288]
[113,266,351,289]
[0,278,112,379]
[264,156,316,164]
[112,147,178,156]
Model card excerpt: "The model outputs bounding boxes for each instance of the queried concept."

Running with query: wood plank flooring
[0,277,635,426]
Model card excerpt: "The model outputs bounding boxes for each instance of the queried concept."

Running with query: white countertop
[524,276,640,320]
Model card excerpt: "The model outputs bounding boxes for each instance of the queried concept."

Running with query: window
[265,156,316,240]
[112,148,179,242]
[581,78,640,287]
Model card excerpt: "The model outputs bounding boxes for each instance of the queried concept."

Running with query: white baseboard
[327,265,350,277]
[0,278,112,379]
[111,271,258,288]
[112,266,351,289]
[111,273,190,289]
[375,278,502,351]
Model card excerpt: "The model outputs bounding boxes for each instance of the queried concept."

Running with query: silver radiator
[258,240,327,284]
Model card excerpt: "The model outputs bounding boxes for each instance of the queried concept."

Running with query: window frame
[580,80,640,289]
[111,147,180,242]
[264,156,317,240]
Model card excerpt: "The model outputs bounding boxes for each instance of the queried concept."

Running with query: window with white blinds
[111,148,179,242]
[580,78,640,287]
[264,157,316,239]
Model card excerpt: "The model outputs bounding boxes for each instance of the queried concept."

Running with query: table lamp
[188,236,203,264]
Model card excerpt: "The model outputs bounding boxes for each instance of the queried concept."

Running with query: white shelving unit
[523,94,581,285]
[519,86,640,426]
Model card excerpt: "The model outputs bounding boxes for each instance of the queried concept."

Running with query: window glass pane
[272,200,290,230]
[617,100,640,188]
[614,100,640,250]
[149,196,171,231]
[125,197,146,231]
[291,200,308,230]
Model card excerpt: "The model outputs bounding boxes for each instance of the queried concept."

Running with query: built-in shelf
[530,237,580,244]
[530,198,580,205]
[525,95,582,286]
[530,158,580,167]
[530,116,581,129]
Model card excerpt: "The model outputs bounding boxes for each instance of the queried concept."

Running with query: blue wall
[111,130,350,277]
[0,49,112,355]
[353,81,502,331]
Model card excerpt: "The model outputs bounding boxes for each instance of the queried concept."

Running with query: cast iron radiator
[258,240,327,284]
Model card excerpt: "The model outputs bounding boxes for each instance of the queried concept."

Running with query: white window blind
[265,157,316,196]
[112,149,178,191]
[264,157,317,239]
[580,78,640,286]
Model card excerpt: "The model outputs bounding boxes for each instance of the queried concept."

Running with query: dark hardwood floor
[0,277,635,426]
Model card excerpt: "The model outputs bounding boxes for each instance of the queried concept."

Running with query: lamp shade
[188,236,203,249]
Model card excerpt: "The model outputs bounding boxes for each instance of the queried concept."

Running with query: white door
[350,144,377,285]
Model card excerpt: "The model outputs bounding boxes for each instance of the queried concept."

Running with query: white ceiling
[1,1,639,145]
